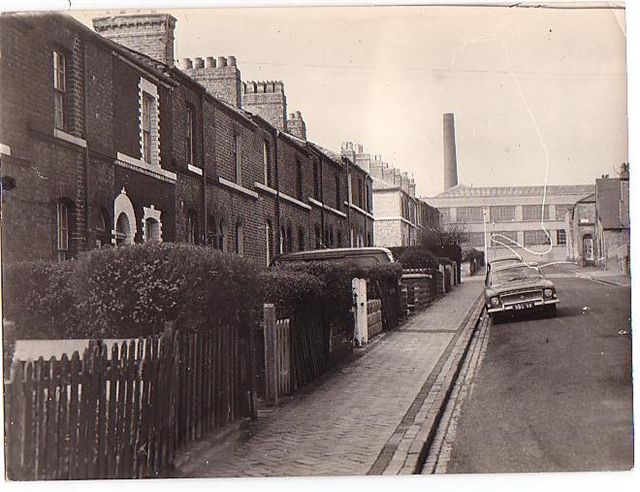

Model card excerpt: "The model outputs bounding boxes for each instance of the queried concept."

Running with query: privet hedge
[3,243,263,339]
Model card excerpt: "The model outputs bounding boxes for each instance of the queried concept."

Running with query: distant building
[593,168,630,273]
[567,193,597,267]
[341,142,439,248]
[424,184,595,263]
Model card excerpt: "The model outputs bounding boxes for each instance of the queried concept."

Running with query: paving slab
[174,277,485,478]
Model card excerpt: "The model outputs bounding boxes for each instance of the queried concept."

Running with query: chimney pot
[182,57,193,69]
[194,57,204,68]
[206,56,216,68]
[227,55,237,66]
[217,56,227,67]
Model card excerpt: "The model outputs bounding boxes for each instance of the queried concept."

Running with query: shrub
[463,248,485,266]
[261,269,323,317]
[397,247,439,270]
[2,260,78,339]
[3,243,263,340]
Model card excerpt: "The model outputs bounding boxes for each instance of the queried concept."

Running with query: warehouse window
[463,232,484,248]
[490,206,516,222]
[53,51,67,131]
[456,207,484,223]
[491,231,518,248]
[524,230,551,246]
[522,205,550,221]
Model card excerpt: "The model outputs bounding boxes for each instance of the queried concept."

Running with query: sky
[68,4,628,197]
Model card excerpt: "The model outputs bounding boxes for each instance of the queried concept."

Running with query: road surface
[436,276,633,473]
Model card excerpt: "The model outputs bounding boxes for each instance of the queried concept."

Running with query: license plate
[513,302,534,310]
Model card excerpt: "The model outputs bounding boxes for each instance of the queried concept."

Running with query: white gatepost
[352,277,368,347]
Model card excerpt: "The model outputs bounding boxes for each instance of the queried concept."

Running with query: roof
[596,178,629,229]
[430,183,595,198]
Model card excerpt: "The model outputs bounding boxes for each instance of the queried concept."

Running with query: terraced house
[0,12,374,266]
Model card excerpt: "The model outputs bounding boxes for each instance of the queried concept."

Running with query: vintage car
[484,263,558,321]
[485,256,523,285]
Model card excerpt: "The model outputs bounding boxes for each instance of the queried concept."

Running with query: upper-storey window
[522,204,551,221]
[185,103,196,165]
[335,174,341,209]
[139,78,160,166]
[456,206,484,223]
[295,160,303,200]
[313,161,320,199]
[142,93,154,163]
[233,134,242,185]
[490,206,516,222]
[263,141,272,187]
[53,51,66,131]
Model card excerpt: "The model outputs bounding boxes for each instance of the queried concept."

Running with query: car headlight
[543,288,554,298]
[490,297,500,306]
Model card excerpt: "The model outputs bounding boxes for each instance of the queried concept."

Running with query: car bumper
[487,298,559,314]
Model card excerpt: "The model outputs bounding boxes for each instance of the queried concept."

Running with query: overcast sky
[71,4,627,197]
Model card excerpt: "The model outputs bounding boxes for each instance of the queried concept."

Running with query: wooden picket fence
[274,319,291,397]
[4,326,255,480]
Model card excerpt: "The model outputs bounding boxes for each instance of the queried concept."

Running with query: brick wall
[1,13,380,269]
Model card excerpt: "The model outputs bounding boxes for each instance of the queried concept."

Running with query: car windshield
[490,266,543,286]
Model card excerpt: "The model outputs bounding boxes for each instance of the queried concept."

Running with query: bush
[2,260,78,339]
[3,243,264,340]
[397,247,439,270]
[463,248,485,266]
[261,269,323,317]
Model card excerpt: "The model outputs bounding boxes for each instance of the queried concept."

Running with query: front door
[583,235,594,265]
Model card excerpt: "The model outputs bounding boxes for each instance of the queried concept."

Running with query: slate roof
[431,183,595,198]
[596,178,630,229]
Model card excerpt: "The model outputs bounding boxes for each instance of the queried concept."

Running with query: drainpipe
[274,130,281,254]
[200,91,207,244]
[344,156,353,247]
[82,39,90,252]
[319,152,325,248]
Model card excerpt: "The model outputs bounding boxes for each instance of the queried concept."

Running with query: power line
[238,59,624,78]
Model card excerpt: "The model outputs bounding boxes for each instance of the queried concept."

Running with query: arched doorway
[115,212,133,245]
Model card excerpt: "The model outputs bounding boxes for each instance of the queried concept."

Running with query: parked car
[484,263,558,322]
[485,256,523,285]
[270,247,395,268]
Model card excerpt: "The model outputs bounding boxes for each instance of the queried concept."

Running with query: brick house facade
[0,13,378,267]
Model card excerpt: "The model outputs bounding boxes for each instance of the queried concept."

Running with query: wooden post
[263,304,278,406]
[352,278,368,347]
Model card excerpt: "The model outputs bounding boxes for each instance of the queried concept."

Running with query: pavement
[173,276,485,478]
[439,277,633,473]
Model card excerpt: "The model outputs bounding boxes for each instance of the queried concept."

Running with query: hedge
[2,243,263,340]
[397,246,439,270]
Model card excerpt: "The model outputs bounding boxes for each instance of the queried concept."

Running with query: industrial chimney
[443,113,459,190]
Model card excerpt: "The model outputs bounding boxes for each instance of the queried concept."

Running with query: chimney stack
[181,55,242,107]
[242,80,287,131]
[443,113,459,190]
[93,14,177,67]
[287,111,307,140]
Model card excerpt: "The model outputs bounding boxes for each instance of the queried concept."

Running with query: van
[270,247,395,268]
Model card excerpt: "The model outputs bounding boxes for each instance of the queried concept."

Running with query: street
[431,275,633,473]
